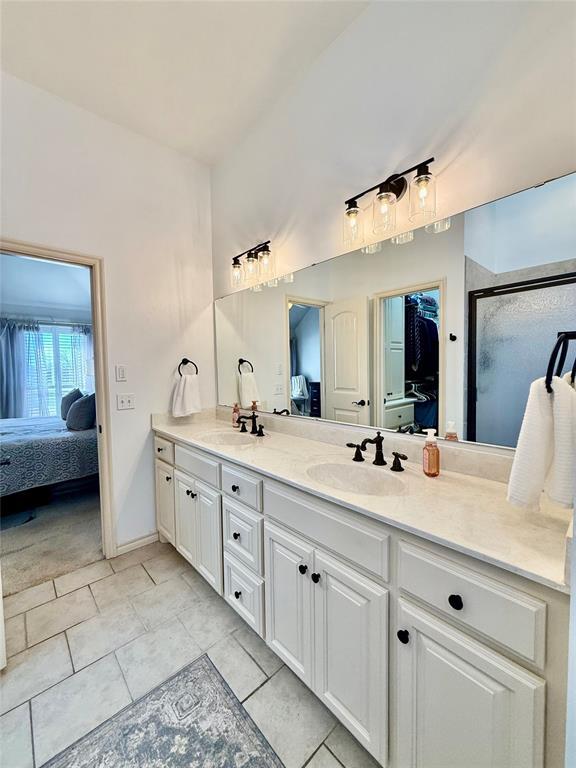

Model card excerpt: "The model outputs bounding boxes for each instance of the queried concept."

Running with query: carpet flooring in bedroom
[0,487,102,596]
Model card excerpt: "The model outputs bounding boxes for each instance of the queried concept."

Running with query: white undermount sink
[200,430,253,446]
[306,462,405,496]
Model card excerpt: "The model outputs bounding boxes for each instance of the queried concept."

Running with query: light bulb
[409,166,436,222]
[231,259,243,286]
[245,253,258,276]
[373,189,397,234]
[343,200,363,246]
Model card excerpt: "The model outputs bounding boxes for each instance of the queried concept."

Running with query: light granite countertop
[153,417,572,594]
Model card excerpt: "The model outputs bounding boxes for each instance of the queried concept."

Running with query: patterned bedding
[0,416,99,496]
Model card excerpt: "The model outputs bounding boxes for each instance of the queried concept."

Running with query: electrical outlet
[276,363,283,375]
[116,393,135,410]
[115,364,127,382]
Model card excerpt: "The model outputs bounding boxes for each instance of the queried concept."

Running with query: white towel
[291,375,308,399]
[238,372,260,409]
[171,373,202,417]
[507,376,576,510]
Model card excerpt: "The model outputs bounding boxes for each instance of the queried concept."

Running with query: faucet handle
[257,424,265,437]
[346,443,366,462]
[391,452,408,472]
[239,421,248,433]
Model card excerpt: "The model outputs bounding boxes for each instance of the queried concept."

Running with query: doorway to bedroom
[0,251,103,596]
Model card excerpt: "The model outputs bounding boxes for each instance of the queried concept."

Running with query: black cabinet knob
[157,447,163,453]
[298,564,308,575]
[311,572,321,583]
[234,590,242,599]
[397,629,410,645]
[232,532,241,540]
[448,594,464,611]
[231,484,239,493]
[165,476,171,482]
[185,489,197,498]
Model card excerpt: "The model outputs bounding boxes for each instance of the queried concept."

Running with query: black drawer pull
[231,484,239,493]
[397,629,410,644]
[157,447,164,452]
[448,594,464,611]
[185,489,197,498]
[232,531,241,540]
[298,564,308,575]
[234,590,242,599]
[311,572,321,584]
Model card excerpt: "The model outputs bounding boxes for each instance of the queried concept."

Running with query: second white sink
[307,462,405,496]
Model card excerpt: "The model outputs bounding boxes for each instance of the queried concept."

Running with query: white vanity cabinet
[395,600,545,768]
[264,520,388,762]
[154,459,175,544]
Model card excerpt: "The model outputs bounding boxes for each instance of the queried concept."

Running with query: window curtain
[25,323,52,417]
[0,318,27,418]
[72,325,94,392]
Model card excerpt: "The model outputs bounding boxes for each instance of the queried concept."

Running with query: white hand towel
[238,372,260,409]
[507,376,576,510]
[171,373,202,417]
[291,375,309,399]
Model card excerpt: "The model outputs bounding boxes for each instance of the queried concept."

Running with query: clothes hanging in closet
[404,295,439,378]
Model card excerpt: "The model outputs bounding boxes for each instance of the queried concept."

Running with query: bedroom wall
[0,73,215,548]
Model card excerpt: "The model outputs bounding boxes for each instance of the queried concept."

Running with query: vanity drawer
[383,403,414,428]
[398,542,546,666]
[154,436,174,465]
[223,497,263,575]
[223,552,264,637]
[265,482,389,581]
[222,465,263,511]
[175,444,220,488]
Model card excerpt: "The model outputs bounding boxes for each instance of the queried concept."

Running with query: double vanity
[152,413,571,768]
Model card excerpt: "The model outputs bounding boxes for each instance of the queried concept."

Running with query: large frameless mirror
[214,173,576,449]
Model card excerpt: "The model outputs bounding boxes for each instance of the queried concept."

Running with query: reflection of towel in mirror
[291,375,309,400]
[238,372,260,409]
[171,374,202,417]
[507,376,576,510]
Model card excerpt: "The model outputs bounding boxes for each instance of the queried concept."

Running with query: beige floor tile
[130,576,197,630]
[67,601,146,671]
[243,666,335,768]
[141,549,194,584]
[0,702,33,768]
[325,723,381,768]
[26,586,97,646]
[54,559,113,596]
[31,654,130,766]
[109,541,173,573]
[234,625,283,677]
[181,566,221,600]
[0,634,72,715]
[115,617,201,700]
[207,635,267,702]
[5,614,26,657]
[89,564,154,610]
[307,746,341,768]
[4,581,55,619]
[178,590,244,650]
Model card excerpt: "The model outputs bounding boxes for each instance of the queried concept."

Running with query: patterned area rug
[45,655,284,767]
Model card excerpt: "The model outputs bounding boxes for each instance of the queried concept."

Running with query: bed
[0,416,99,497]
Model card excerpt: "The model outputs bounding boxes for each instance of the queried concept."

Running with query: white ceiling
[0,0,368,164]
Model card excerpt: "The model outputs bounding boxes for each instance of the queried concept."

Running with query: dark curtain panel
[0,319,26,418]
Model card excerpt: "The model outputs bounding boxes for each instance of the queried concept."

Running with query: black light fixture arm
[231,240,271,265]
[345,157,434,207]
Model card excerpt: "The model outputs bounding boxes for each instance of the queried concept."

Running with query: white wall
[1,73,215,547]
[211,1,576,299]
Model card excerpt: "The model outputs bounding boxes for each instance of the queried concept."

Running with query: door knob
[232,532,241,540]
[234,590,242,599]
[298,564,308,575]
[352,399,367,407]
[397,629,410,644]
[448,594,464,611]
[311,572,321,583]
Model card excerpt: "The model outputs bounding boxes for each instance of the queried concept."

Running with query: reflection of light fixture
[425,217,451,234]
[267,278,278,288]
[250,283,263,292]
[409,163,437,222]
[390,231,414,245]
[344,157,436,243]
[281,273,294,283]
[362,242,383,255]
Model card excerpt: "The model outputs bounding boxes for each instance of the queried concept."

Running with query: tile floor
[0,541,379,768]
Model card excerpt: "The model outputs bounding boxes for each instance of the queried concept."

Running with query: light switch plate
[116,393,135,410]
[115,365,127,382]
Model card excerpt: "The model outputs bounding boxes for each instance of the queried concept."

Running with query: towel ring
[178,358,198,377]
[544,331,576,392]
[238,358,254,374]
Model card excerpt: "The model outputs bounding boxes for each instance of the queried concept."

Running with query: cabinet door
[396,600,545,768]
[155,459,175,544]
[313,550,388,764]
[264,521,314,685]
[195,480,223,595]
[174,470,197,566]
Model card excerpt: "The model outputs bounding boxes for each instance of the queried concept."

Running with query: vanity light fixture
[344,157,436,244]
[231,256,243,286]
[230,240,271,288]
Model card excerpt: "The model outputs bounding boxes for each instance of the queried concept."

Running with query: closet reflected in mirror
[214,172,576,449]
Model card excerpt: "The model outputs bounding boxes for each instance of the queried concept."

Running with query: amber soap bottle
[423,429,440,477]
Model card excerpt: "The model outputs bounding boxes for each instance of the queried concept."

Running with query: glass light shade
[244,253,259,278]
[390,231,414,245]
[373,191,397,234]
[425,217,451,234]
[281,273,294,283]
[343,206,363,247]
[258,246,274,276]
[231,262,243,287]
[409,172,436,222]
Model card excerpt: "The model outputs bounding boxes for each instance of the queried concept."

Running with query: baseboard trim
[114,532,159,556]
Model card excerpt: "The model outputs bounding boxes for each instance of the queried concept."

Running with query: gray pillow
[61,388,83,420]
[66,393,96,431]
